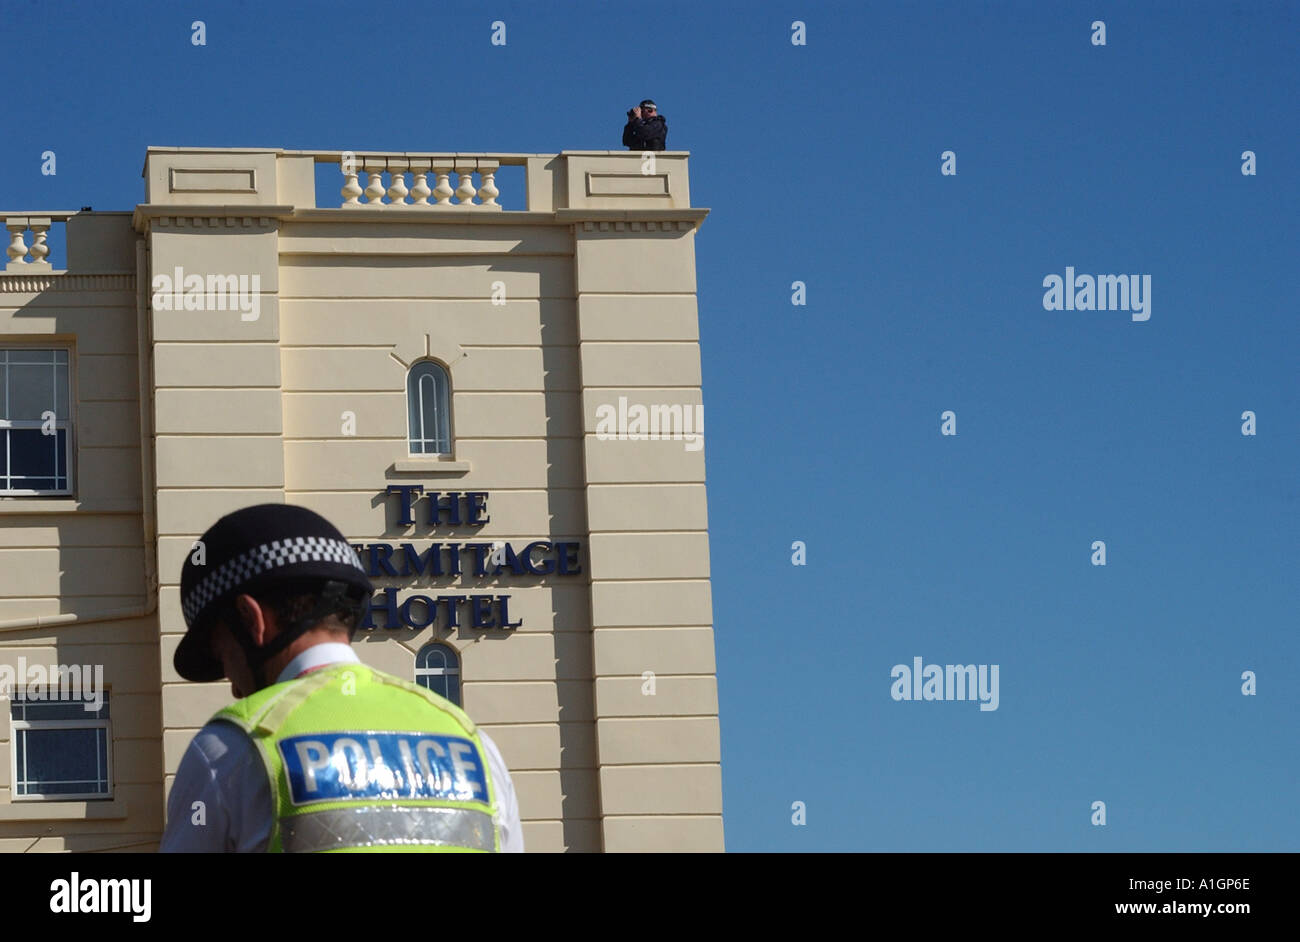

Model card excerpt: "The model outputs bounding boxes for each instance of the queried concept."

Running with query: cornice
[128,204,710,233]
[131,204,296,232]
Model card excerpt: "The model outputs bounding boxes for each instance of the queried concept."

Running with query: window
[1,347,72,495]
[415,643,461,705]
[10,690,111,800]
[407,360,451,455]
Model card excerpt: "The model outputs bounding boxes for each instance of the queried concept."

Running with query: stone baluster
[341,160,363,207]
[364,167,386,206]
[410,163,432,206]
[5,219,29,269]
[431,163,455,207]
[454,160,477,207]
[27,219,51,267]
[476,161,501,209]
[387,162,409,207]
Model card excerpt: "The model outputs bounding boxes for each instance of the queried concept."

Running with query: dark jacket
[623,114,667,151]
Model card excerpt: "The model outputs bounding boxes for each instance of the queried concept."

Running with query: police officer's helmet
[175,504,373,683]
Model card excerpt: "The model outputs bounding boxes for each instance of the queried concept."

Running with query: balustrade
[4,216,59,271]
[337,156,503,210]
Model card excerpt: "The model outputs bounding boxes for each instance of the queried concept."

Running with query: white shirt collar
[275,642,359,685]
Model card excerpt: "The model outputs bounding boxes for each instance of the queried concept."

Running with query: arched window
[407,360,451,455]
[415,642,461,705]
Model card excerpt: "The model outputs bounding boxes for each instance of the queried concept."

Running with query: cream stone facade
[0,147,721,852]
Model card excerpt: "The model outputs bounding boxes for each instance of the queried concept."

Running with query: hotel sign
[352,486,582,632]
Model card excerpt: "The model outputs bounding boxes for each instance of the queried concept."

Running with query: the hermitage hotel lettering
[354,486,582,632]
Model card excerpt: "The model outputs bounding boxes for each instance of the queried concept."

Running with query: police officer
[160,503,523,852]
[623,99,667,151]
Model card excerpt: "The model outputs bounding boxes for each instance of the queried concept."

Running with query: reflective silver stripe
[280,805,496,853]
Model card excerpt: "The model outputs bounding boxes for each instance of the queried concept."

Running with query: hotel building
[0,146,721,852]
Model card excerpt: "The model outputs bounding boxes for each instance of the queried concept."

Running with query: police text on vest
[280,732,488,804]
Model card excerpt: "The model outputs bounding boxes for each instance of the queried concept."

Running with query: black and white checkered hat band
[181,536,365,626]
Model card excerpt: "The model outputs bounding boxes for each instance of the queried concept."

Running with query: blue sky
[4,0,1296,851]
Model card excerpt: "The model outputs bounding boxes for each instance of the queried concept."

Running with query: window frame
[414,642,462,706]
[0,343,76,498]
[9,690,112,802]
[406,359,453,457]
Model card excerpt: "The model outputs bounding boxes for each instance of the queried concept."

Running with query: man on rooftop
[623,99,667,151]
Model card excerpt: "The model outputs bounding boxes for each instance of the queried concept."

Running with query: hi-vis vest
[212,662,500,853]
